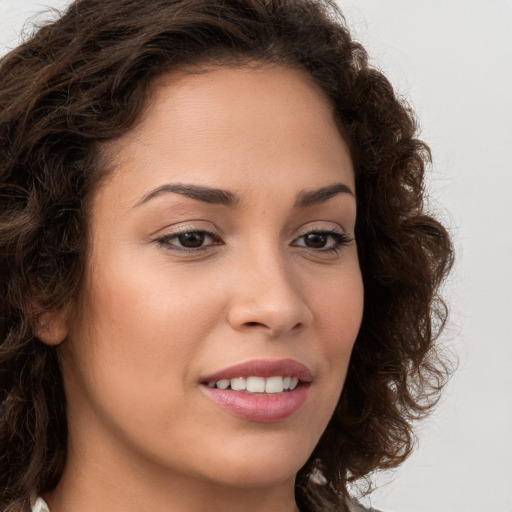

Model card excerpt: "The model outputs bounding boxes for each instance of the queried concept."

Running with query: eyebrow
[134,182,354,208]
[294,183,355,208]
[134,183,239,207]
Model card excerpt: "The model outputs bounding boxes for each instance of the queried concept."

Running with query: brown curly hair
[0,1,454,510]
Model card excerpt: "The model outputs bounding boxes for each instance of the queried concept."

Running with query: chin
[194,434,313,489]
[207,460,301,489]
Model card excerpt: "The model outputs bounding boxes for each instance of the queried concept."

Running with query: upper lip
[201,358,313,383]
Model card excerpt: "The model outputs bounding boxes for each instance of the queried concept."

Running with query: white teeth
[230,377,246,391]
[265,376,284,393]
[216,379,230,390]
[246,376,265,393]
[210,375,301,393]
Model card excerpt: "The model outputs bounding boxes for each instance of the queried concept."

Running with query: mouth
[205,375,300,393]
[200,359,312,423]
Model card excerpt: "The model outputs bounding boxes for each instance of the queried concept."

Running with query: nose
[226,249,313,338]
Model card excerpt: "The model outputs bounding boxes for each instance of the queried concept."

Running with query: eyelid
[293,221,348,238]
[148,219,222,237]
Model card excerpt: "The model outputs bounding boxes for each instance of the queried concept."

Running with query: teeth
[230,377,246,391]
[246,376,265,393]
[265,376,284,393]
[209,376,300,393]
[216,379,230,390]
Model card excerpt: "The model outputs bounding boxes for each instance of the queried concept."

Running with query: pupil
[178,232,205,248]
[305,233,327,248]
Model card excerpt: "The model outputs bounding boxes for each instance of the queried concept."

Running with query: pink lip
[200,359,312,423]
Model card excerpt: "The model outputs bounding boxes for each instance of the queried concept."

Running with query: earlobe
[34,308,69,346]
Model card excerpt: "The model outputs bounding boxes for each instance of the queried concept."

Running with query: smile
[206,375,300,393]
[200,359,312,422]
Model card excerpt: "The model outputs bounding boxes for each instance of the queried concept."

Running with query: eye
[156,230,221,251]
[293,230,352,252]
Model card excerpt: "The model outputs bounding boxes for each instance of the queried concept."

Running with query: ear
[34,307,69,346]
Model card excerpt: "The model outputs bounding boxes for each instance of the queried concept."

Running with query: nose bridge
[227,237,312,336]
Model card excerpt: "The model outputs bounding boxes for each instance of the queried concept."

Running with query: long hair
[0,1,454,510]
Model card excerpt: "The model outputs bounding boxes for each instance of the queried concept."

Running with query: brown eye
[294,230,352,253]
[304,233,328,248]
[156,230,221,252]
[177,232,207,248]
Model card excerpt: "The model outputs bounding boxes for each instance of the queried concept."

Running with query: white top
[31,497,50,512]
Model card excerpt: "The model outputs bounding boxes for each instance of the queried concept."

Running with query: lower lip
[201,385,309,423]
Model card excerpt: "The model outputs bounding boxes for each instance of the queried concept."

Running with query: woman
[0,1,453,511]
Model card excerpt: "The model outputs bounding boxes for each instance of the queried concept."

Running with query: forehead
[97,65,354,210]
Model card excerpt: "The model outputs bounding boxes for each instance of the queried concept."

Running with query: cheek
[62,261,229,454]
[312,265,364,378]
[86,251,221,343]
[316,263,364,331]
[67,254,226,405]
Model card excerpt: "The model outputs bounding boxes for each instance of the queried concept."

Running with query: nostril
[245,321,265,327]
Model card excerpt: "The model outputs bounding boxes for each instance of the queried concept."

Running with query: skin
[43,65,364,512]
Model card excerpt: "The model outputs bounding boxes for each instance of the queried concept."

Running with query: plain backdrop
[1,1,511,511]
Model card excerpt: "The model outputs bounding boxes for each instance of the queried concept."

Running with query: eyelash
[293,229,352,253]
[155,228,352,254]
[156,229,221,253]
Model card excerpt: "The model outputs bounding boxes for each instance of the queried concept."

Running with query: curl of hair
[0,1,454,511]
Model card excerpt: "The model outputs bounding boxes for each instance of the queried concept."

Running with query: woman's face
[59,66,363,495]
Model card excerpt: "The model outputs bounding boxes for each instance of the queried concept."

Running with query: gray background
[1,1,511,511]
